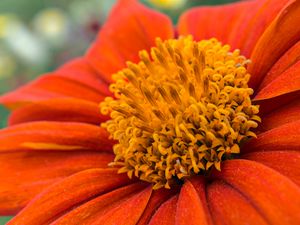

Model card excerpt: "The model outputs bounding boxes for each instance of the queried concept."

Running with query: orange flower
[1,0,300,224]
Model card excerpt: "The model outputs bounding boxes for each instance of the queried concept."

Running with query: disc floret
[100,36,260,189]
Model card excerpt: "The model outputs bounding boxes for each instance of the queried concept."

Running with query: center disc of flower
[100,36,260,189]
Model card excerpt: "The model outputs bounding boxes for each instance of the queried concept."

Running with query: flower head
[0,0,300,224]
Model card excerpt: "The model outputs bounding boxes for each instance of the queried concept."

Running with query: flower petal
[243,121,300,153]
[207,181,268,225]
[258,40,300,91]
[178,0,289,56]
[175,179,212,225]
[0,121,113,152]
[55,57,110,95]
[136,188,178,225]
[253,91,300,116]
[81,186,152,225]
[148,195,178,225]
[249,0,300,89]
[260,99,300,131]
[0,151,113,215]
[178,1,257,47]
[243,151,300,186]
[8,98,107,126]
[52,183,147,225]
[86,0,174,83]
[8,168,132,225]
[0,74,104,109]
[255,61,300,100]
[213,159,300,225]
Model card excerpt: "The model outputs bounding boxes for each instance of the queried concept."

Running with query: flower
[1,0,300,224]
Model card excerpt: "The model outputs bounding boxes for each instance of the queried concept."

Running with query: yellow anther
[100,36,260,189]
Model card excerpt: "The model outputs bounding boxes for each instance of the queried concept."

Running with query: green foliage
[0,217,12,224]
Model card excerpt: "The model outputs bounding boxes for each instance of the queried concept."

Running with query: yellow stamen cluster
[100,36,260,189]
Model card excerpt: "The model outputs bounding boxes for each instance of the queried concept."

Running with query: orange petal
[0,75,104,109]
[249,0,300,89]
[8,98,108,126]
[243,151,300,186]
[253,91,300,116]
[83,186,152,225]
[255,61,300,100]
[0,151,113,215]
[178,0,289,56]
[55,57,110,96]
[178,1,257,48]
[8,168,132,225]
[243,121,300,153]
[52,183,147,225]
[0,121,113,152]
[86,0,174,83]
[148,195,178,225]
[136,188,178,225]
[207,181,268,225]
[258,40,300,91]
[234,0,290,56]
[175,179,211,225]
[213,159,300,225]
[260,99,300,131]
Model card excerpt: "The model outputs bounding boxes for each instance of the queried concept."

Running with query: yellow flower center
[100,36,260,189]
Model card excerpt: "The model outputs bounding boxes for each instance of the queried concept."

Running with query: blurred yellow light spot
[33,8,68,39]
[149,0,186,9]
[0,14,16,38]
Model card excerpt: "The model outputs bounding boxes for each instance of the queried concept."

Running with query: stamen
[100,36,260,189]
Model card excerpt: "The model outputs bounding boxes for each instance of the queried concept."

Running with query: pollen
[100,36,260,189]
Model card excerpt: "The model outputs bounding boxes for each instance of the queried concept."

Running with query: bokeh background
[0,0,237,223]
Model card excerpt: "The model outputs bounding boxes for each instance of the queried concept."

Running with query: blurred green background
[0,0,236,224]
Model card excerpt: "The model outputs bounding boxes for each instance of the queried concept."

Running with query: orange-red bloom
[1,0,300,224]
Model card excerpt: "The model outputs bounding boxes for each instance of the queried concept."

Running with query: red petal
[258,40,300,91]
[253,91,300,116]
[83,186,152,225]
[260,99,300,131]
[178,1,257,48]
[55,57,110,96]
[136,188,178,225]
[255,61,300,100]
[0,121,113,152]
[207,181,268,225]
[243,151,300,186]
[148,195,178,225]
[52,183,147,225]
[86,0,174,83]
[8,168,132,225]
[213,159,300,225]
[175,179,211,225]
[249,0,300,89]
[0,75,104,109]
[178,0,289,56]
[8,98,107,126]
[243,121,300,153]
[0,151,113,215]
